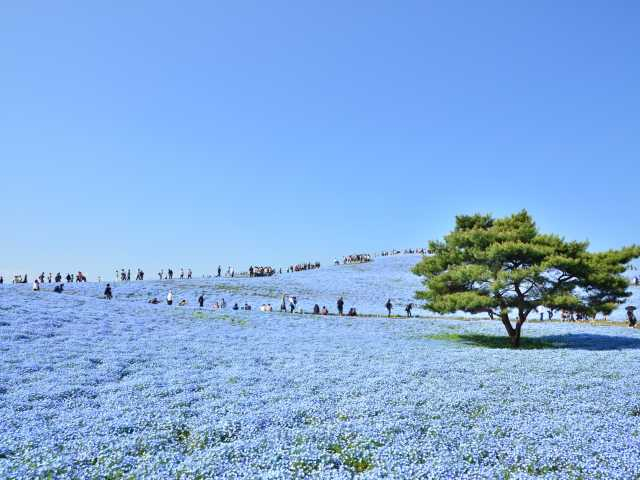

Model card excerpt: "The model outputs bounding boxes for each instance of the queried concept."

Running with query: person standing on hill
[385,299,393,317]
[198,294,204,308]
[167,290,173,305]
[405,303,413,317]
[217,266,221,277]
[104,284,113,300]
[337,297,344,316]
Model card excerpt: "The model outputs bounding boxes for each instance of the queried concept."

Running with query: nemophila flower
[1,256,640,478]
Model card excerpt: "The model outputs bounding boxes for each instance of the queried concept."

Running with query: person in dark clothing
[313,304,320,315]
[0,275,3,284]
[66,273,71,283]
[217,266,221,277]
[337,297,344,316]
[232,303,239,310]
[104,284,113,300]
[628,309,637,327]
[405,303,413,318]
[198,294,204,308]
[54,284,64,293]
[385,299,393,317]
[249,266,254,278]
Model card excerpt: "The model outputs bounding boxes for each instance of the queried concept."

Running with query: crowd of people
[287,262,320,273]
[249,266,275,277]
[341,254,372,264]
[380,248,427,256]
[140,291,415,319]
[2,247,433,286]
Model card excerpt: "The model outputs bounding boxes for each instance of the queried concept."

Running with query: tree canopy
[413,210,640,347]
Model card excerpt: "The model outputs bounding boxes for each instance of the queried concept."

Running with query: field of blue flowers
[2,256,640,479]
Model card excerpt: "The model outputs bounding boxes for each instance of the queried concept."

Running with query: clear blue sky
[1,1,639,279]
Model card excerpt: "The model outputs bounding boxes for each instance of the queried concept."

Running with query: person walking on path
[289,296,295,313]
[104,284,113,300]
[405,303,413,318]
[337,297,344,316]
[198,294,204,308]
[385,299,393,317]
[167,290,173,306]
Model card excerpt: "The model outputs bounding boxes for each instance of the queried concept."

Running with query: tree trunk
[500,312,515,337]
[509,320,524,347]
[500,312,524,348]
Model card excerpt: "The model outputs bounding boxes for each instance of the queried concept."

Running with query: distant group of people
[342,254,372,265]
[287,262,321,273]
[380,248,427,256]
[156,268,192,280]
[560,310,590,322]
[8,271,86,285]
[115,269,146,281]
[249,266,275,277]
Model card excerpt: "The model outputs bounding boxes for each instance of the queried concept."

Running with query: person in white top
[167,290,173,305]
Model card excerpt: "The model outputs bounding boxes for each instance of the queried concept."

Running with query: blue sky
[1,1,639,279]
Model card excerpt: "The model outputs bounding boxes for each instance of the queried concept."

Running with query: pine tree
[413,210,640,347]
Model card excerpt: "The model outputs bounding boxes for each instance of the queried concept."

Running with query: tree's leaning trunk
[500,311,518,347]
